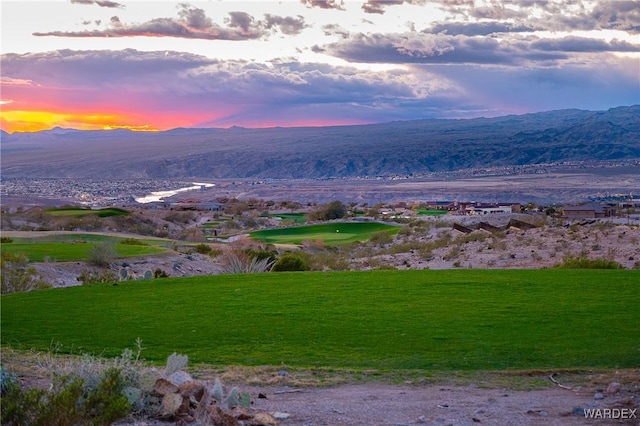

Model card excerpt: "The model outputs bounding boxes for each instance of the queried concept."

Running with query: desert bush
[163,211,195,224]
[554,255,624,269]
[153,268,169,278]
[1,252,50,294]
[77,269,118,285]
[273,252,310,272]
[219,250,274,274]
[245,247,278,263]
[369,230,394,246]
[193,243,214,255]
[1,368,130,426]
[309,251,350,271]
[86,242,116,267]
[119,238,148,246]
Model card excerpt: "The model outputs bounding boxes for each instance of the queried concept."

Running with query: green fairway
[2,270,638,371]
[250,222,399,245]
[418,209,449,216]
[267,213,308,224]
[46,207,130,218]
[0,242,166,262]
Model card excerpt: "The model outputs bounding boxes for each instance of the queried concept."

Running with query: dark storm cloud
[34,3,307,41]
[70,0,124,8]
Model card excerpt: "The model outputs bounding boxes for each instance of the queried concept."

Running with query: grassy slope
[250,222,398,245]
[2,270,638,371]
[46,207,130,218]
[0,242,166,262]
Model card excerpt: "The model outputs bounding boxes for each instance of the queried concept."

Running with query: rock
[162,393,184,415]
[572,406,585,416]
[272,412,290,420]
[594,392,605,400]
[258,393,268,399]
[278,370,287,376]
[179,380,205,400]
[606,382,622,395]
[250,412,278,426]
[232,407,253,420]
[154,378,179,396]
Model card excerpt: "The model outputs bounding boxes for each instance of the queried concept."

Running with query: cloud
[0,49,458,127]
[70,0,124,8]
[33,4,307,41]
[362,0,425,15]
[300,0,345,11]
[429,22,537,36]
[321,31,639,66]
[431,0,640,34]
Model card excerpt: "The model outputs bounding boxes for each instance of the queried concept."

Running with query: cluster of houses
[138,195,637,221]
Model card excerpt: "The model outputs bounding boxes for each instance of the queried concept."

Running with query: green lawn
[250,222,399,245]
[2,270,638,371]
[46,207,130,218]
[418,209,449,216]
[267,213,308,224]
[0,242,166,262]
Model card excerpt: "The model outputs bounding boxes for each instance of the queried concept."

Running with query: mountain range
[1,105,639,179]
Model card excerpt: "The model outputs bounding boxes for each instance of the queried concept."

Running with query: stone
[606,382,622,395]
[273,412,290,420]
[572,406,585,416]
[179,380,205,400]
[161,392,184,415]
[250,412,278,426]
[594,392,605,400]
[154,378,179,396]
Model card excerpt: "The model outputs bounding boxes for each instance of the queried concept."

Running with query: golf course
[2,269,638,371]
[250,222,399,245]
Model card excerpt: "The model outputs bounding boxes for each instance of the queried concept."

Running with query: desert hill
[1,105,638,179]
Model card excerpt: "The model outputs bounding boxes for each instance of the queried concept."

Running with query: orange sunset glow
[0,109,163,133]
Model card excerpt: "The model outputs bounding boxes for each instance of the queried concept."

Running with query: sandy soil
[110,376,639,426]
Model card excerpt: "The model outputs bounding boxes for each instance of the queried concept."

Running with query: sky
[1,0,639,133]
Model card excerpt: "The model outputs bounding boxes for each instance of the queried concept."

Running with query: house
[562,203,606,219]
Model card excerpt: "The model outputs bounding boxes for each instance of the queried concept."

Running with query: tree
[325,201,346,220]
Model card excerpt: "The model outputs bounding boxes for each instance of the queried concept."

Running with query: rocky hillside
[1,105,638,179]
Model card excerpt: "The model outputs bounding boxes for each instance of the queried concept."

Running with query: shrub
[153,268,169,278]
[1,368,130,426]
[86,242,116,268]
[369,230,394,246]
[554,255,624,269]
[273,253,310,272]
[77,269,118,285]
[1,252,50,294]
[194,243,213,255]
[219,250,274,274]
[118,238,148,246]
[1,237,14,243]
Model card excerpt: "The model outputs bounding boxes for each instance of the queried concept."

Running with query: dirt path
[245,383,639,426]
